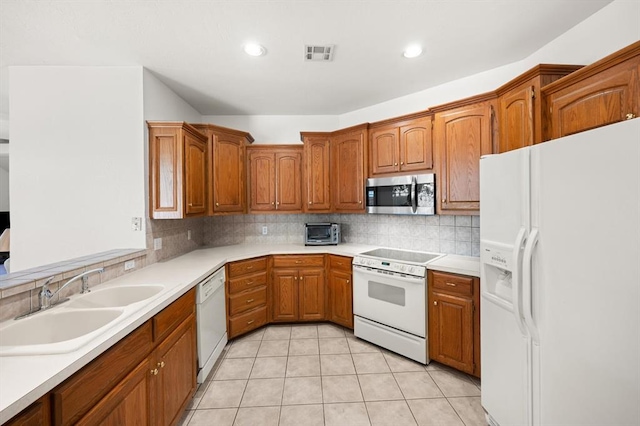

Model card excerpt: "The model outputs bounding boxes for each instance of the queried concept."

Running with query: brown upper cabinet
[496,65,582,153]
[330,125,368,212]
[148,122,208,219]
[301,134,331,212]
[433,95,497,215]
[369,112,434,176]
[247,146,303,213]
[542,41,640,140]
[192,124,254,215]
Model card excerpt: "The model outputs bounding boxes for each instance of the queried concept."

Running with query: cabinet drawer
[52,321,153,426]
[272,255,325,268]
[329,255,352,272]
[431,271,474,297]
[228,257,267,278]
[153,288,196,342]
[229,306,268,338]
[228,271,268,294]
[229,286,267,316]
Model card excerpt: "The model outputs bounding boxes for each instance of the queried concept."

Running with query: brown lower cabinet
[7,290,197,426]
[272,255,326,322]
[226,257,269,339]
[428,270,480,378]
[327,255,353,329]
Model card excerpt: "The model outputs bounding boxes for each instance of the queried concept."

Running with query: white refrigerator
[480,118,640,426]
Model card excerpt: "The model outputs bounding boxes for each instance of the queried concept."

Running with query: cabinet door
[429,292,475,374]
[152,315,197,426]
[272,269,299,321]
[435,101,494,213]
[149,127,183,219]
[76,359,151,426]
[5,395,51,426]
[546,57,639,139]
[400,118,433,172]
[303,137,331,211]
[214,135,245,213]
[275,151,302,212]
[299,267,325,321]
[499,85,534,153]
[328,269,353,329]
[184,132,207,216]
[248,151,276,211]
[332,130,366,211]
[370,127,399,175]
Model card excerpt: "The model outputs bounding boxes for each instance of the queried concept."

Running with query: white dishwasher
[196,267,227,383]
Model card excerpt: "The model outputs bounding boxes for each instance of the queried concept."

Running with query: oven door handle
[410,176,418,214]
[353,265,425,284]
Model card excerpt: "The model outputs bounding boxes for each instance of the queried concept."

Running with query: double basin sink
[0,284,166,356]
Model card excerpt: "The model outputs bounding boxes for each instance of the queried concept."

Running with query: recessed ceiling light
[403,45,423,58]
[244,43,266,57]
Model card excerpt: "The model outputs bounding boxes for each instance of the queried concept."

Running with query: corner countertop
[0,243,479,423]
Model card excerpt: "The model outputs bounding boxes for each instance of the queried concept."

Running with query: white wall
[9,66,147,271]
[0,166,8,211]
[339,0,639,127]
[201,115,339,144]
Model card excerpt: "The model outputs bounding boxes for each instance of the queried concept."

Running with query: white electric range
[352,248,443,364]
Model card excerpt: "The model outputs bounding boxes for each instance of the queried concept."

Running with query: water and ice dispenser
[482,242,517,305]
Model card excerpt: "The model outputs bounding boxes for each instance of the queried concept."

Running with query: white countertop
[0,243,479,423]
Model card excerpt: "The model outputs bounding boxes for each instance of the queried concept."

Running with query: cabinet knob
[151,368,158,376]
[358,200,362,204]
[246,298,254,303]
[300,276,303,281]
[442,198,446,203]
[434,301,438,306]
[294,276,298,280]
[346,280,350,284]
[216,202,219,207]
[394,162,398,166]
[276,201,280,205]
[626,113,636,120]
[157,361,165,368]
[271,202,275,205]
[401,162,404,165]
[308,201,312,205]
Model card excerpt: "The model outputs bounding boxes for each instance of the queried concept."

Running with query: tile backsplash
[203,213,480,257]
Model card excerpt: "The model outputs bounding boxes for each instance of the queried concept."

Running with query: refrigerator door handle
[512,227,529,336]
[522,227,540,344]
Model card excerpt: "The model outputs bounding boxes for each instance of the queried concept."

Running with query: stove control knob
[400,265,406,271]
[408,266,415,274]
[367,259,373,266]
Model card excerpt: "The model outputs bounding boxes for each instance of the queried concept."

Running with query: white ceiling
[1,0,612,116]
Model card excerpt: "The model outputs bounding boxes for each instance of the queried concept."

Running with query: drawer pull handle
[151,368,158,376]
[247,320,255,325]
[446,282,457,287]
[246,281,254,285]
[246,299,254,303]
[337,262,343,265]
[246,266,254,270]
[295,260,302,264]
[157,361,165,368]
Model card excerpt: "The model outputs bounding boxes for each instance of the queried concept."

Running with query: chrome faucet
[39,268,104,310]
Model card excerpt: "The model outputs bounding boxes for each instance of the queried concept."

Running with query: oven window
[307,226,331,240]
[368,281,406,306]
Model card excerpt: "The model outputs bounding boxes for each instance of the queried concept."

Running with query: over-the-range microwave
[366,174,435,215]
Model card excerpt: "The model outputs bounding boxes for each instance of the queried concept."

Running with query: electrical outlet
[131,217,142,231]
[154,238,162,250]
[262,226,268,235]
[187,230,192,240]
[124,260,135,271]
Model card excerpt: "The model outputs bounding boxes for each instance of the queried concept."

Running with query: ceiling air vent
[305,45,334,62]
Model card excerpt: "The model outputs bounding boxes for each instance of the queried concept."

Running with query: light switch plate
[262,226,268,235]
[188,230,192,240]
[154,238,162,250]
[124,260,135,271]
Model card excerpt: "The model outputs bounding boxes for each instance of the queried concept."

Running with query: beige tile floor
[180,323,485,426]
